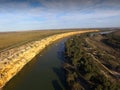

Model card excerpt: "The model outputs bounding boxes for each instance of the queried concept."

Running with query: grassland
[0,30,75,51]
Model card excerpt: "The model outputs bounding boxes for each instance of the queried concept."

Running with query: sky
[0,0,120,32]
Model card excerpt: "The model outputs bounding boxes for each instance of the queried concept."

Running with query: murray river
[3,38,68,90]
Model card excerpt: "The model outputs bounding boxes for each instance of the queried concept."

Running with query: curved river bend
[3,38,68,90]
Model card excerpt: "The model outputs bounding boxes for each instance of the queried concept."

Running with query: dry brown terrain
[0,30,74,51]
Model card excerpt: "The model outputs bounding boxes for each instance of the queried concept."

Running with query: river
[3,38,68,90]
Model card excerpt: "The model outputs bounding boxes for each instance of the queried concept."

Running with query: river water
[3,38,68,90]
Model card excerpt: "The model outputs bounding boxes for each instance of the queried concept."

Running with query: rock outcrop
[0,30,99,88]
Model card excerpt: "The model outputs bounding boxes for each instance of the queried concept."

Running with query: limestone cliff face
[0,30,99,88]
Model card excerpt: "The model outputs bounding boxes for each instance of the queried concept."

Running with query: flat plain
[0,30,74,51]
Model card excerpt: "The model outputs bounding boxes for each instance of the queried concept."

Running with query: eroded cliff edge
[0,30,99,88]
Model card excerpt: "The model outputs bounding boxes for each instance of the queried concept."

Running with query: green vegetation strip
[63,33,120,90]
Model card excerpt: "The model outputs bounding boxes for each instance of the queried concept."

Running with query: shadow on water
[52,80,62,90]
[52,67,67,90]
[57,39,67,62]
[52,39,69,90]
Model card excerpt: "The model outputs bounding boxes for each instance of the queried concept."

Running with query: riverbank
[0,30,99,89]
[3,37,67,90]
[63,31,120,90]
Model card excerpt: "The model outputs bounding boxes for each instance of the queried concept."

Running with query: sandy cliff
[0,30,99,88]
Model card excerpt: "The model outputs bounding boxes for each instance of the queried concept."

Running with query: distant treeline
[102,31,120,50]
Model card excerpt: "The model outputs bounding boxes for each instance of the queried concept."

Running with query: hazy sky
[0,0,120,31]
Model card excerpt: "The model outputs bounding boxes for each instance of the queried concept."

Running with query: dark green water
[3,38,67,90]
